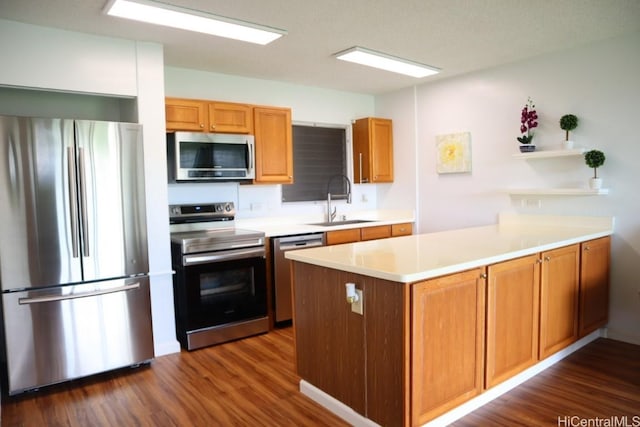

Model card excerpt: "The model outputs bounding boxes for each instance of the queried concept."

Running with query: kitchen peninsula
[286,214,613,427]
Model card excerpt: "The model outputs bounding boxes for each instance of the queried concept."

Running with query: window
[282,124,348,202]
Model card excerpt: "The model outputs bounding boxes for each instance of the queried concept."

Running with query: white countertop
[235,210,415,237]
[285,214,614,283]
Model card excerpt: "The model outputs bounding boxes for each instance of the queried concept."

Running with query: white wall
[0,19,179,356]
[377,32,640,344]
[164,67,378,221]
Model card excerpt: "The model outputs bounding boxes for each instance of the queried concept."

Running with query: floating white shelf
[513,147,585,159]
[508,188,609,196]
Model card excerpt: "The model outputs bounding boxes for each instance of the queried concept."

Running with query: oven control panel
[169,202,235,223]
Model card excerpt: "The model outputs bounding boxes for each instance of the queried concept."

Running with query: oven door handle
[183,247,265,266]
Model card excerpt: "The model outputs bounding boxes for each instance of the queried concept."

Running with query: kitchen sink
[307,219,375,227]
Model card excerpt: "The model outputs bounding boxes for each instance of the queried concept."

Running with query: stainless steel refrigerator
[0,116,154,395]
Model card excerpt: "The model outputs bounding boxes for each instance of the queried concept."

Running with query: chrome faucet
[327,174,352,222]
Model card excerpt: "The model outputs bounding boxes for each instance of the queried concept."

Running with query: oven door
[174,247,267,332]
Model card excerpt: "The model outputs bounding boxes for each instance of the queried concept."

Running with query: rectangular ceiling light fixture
[104,0,287,45]
[334,46,440,78]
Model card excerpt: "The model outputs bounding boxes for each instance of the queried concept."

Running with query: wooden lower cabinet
[326,228,361,245]
[539,244,580,359]
[392,223,413,236]
[579,237,611,336]
[485,254,540,388]
[326,223,412,245]
[361,225,391,241]
[411,268,486,424]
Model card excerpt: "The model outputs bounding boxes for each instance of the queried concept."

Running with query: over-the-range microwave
[167,131,255,182]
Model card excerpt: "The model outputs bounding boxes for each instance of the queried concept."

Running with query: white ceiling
[2,0,640,94]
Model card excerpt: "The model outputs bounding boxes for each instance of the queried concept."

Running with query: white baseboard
[153,340,181,357]
[300,329,602,427]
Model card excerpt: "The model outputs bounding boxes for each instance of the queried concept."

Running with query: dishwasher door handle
[279,241,324,250]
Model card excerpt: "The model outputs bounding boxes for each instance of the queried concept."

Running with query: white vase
[589,177,603,190]
[563,140,574,149]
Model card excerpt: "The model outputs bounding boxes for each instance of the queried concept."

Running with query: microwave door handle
[247,140,254,171]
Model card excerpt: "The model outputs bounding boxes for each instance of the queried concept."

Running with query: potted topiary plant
[559,114,578,149]
[584,149,605,189]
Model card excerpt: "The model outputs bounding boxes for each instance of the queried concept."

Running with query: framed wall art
[436,132,471,174]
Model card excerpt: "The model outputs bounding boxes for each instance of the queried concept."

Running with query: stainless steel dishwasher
[272,233,325,323]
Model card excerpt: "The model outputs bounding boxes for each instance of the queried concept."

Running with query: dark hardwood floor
[2,330,638,427]
[1,327,349,427]
[454,338,640,426]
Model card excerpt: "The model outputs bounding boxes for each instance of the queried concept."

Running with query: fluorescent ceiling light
[334,46,440,78]
[104,0,287,45]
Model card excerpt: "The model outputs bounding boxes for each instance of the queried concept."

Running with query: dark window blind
[282,125,347,202]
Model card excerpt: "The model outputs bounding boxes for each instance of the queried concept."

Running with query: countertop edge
[286,223,613,283]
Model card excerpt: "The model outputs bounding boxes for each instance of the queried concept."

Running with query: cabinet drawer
[361,225,391,241]
[392,223,413,236]
[326,229,361,245]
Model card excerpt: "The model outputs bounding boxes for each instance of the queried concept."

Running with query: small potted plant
[559,114,578,149]
[517,97,538,152]
[584,149,605,189]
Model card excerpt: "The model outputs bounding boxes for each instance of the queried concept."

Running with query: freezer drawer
[1,276,154,395]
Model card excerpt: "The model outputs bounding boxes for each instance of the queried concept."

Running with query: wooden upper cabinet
[254,106,293,184]
[352,117,394,183]
[165,98,207,131]
[539,244,580,359]
[485,254,540,389]
[412,268,486,424]
[579,237,611,337]
[165,98,253,133]
[208,102,253,134]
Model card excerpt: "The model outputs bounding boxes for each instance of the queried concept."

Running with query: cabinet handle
[358,153,364,184]
[200,124,204,128]
[210,124,215,130]
[480,273,487,279]
[537,259,543,264]
[584,246,591,251]
[544,256,551,262]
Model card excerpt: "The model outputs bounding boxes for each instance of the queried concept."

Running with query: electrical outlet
[351,289,363,315]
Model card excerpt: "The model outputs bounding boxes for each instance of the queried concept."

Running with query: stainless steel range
[169,202,268,350]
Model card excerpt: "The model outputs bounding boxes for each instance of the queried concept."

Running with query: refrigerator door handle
[18,282,141,305]
[78,147,90,257]
[67,146,80,258]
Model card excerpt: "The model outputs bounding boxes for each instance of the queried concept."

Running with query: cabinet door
[579,237,610,337]
[412,268,485,424]
[207,102,253,133]
[352,117,394,183]
[165,98,207,131]
[370,118,394,182]
[539,244,580,359]
[486,254,540,388]
[254,107,293,183]
[360,225,391,241]
[391,223,413,236]
[326,228,361,245]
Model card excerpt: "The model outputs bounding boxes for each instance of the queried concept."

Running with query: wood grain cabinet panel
[207,102,253,133]
[486,254,540,388]
[391,223,413,236]
[579,237,611,337]
[412,268,486,424]
[254,106,293,184]
[165,98,207,131]
[326,228,361,245]
[360,225,391,241]
[352,117,394,183]
[539,244,580,359]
